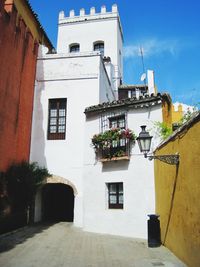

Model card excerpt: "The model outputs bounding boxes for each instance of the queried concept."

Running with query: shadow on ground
[0,222,54,253]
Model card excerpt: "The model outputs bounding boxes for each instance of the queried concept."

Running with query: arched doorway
[42,183,74,222]
[34,175,78,223]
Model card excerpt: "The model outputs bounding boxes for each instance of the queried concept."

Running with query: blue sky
[29,0,200,105]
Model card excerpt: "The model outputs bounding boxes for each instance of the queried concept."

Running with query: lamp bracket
[147,154,179,165]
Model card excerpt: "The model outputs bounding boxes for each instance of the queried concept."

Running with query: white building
[30,5,171,238]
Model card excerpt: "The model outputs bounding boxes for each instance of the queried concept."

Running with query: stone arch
[45,175,78,196]
[35,175,77,223]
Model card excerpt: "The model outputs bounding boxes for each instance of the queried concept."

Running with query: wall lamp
[137,125,179,165]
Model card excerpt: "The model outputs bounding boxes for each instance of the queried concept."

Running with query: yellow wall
[172,104,183,124]
[154,118,200,267]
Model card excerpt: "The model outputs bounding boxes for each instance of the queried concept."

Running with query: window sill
[100,156,130,162]
[106,208,124,211]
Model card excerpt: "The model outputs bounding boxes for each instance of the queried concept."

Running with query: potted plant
[91,128,136,159]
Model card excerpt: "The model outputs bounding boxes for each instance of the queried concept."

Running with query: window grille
[100,111,127,132]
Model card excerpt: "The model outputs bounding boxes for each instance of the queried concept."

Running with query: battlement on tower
[58,4,119,25]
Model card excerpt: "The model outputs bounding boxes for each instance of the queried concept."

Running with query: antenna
[140,45,146,85]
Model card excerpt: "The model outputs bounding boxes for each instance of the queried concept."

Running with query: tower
[31,5,124,226]
[57,4,123,92]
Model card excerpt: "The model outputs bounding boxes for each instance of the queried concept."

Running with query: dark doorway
[42,183,74,222]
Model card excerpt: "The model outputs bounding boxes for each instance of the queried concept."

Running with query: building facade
[0,0,53,172]
[30,5,172,238]
[82,93,171,238]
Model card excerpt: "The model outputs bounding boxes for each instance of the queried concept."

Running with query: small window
[94,42,104,56]
[69,44,80,53]
[48,98,67,140]
[109,114,126,129]
[108,183,123,209]
[118,89,137,100]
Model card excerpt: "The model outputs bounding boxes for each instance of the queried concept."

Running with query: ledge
[100,156,130,162]
[84,93,171,115]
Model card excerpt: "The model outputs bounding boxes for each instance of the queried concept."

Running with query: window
[118,89,136,100]
[99,113,130,159]
[48,98,67,140]
[108,183,123,209]
[104,114,127,158]
[100,111,126,132]
[109,114,126,129]
[69,44,80,53]
[94,42,104,56]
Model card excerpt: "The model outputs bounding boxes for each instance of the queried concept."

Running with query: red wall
[0,2,39,171]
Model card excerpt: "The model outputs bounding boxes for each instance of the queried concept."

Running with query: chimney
[147,70,156,95]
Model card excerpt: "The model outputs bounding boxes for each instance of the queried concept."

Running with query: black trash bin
[147,214,161,247]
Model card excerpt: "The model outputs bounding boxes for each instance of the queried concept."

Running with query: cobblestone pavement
[0,222,187,267]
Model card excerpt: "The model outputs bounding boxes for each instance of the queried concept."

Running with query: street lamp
[137,125,179,165]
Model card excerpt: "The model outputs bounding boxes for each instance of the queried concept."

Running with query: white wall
[30,5,165,239]
[57,6,123,92]
[99,59,115,102]
[30,53,114,226]
[83,105,162,238]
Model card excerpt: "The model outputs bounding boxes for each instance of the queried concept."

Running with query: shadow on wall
[31,48,47,168]
[102,160,130,172]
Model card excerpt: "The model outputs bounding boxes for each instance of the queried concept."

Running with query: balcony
[100,139,130,162]
[91,128,136,162]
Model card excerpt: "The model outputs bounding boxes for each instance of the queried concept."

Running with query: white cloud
[124,38,179,59]
[173,87,200,107]
[173,102,195,113]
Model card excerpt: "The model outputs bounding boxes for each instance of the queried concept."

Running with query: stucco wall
[57,13,121,65]
[30,53,115,227]
[99,59,115,102]
[57,7,123,92]
[162,95,172,127]
[0,2,38,171]
[83,105,163,238]
[172,104,183,124]
[154,116,200,267]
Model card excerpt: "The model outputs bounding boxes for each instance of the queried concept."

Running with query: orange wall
[162,95,172,127]
[0,2,38,171]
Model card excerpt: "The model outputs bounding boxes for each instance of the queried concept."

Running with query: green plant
[4,161,51,223]
[154,122,173,140]
[179,108,197,125]
[113,150,126,157]
[91,128,136,149]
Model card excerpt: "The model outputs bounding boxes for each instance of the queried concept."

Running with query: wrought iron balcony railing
[100,139,130,161]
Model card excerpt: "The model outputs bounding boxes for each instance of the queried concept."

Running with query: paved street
[0,222,187,267]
